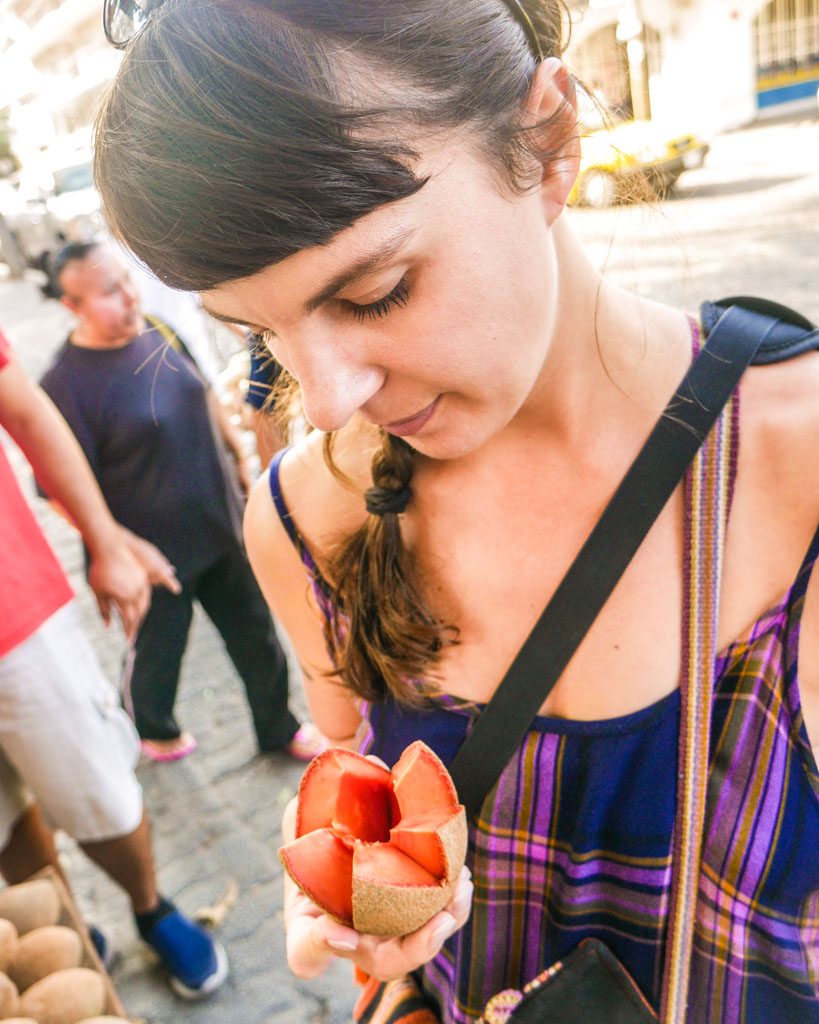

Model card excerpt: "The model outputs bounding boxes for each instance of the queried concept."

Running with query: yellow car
[569,100,710,208]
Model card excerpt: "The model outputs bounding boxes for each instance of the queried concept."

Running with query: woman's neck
[503,215,694,457]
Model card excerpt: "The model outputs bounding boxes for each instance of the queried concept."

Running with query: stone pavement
[0,283,360,1023]
[0,107,818,1024]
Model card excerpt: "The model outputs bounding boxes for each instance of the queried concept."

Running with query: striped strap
[660,381,738,1022]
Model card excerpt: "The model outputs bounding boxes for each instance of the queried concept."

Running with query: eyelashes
[246,275,410,349]
[344,277,409,323]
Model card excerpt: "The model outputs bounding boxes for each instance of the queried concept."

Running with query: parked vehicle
[0,178,57,268]
[46,157,103,243]
[569,93,710,208]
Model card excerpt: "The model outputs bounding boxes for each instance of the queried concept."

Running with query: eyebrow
[200,225,416,327]
[302,226,416,314]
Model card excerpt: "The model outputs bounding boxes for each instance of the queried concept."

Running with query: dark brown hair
[95,0,576,705]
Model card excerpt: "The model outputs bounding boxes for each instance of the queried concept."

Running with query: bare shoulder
[269,422,379,568]
[740,348,819,517]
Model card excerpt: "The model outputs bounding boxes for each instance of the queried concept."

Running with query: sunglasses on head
[102,0,164,48]
[102,0,543,56]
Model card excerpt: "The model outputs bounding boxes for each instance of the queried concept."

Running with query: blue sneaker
[142,909,229,1000]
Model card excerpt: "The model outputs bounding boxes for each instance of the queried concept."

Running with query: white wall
[567,0,767,135]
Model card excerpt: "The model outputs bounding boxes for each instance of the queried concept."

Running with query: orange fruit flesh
[297,748,392,837]
[391,741,459,820]
[353,843,439,887]
[280,828,354,925]
[332,771,392,843]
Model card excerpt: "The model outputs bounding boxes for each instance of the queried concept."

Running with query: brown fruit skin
[0,972,20,1017]
[0,920,19,974]
[8,926,83,992]
[19,967,105,1024]
[0,882,60,937]
[353,878,452,938]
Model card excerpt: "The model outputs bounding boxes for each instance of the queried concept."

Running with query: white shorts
[0,602,142,847]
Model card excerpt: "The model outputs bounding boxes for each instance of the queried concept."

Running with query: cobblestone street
[0,108,817,1023]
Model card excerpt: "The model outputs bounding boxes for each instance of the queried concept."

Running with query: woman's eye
[344,277,409,323]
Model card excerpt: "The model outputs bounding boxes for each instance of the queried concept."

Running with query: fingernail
[328,938,358,951]
[431,912,456,944]
[454,883,473,917]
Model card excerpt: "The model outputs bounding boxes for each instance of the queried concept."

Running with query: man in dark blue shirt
[40,242,326,764]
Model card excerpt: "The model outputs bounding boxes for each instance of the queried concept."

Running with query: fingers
[96,594,111,628]
[116,598,141,643]
[338,867,474,983]
[152,560,181,595]
[286,911,360,979]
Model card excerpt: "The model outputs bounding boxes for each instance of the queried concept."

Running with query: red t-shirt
[0,329,73,656]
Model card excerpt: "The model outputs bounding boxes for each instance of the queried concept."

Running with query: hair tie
[498,0,544,62]
[365,486,412,517]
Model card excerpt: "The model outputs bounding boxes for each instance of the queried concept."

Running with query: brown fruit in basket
[19,967,105,1024]
[279,741,467,937]
[0,920,19,974]
[0,882,60,937]
[9,926,83,992]
[0,972,20,1017]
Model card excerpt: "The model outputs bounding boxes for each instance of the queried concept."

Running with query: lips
[381,397,440,437]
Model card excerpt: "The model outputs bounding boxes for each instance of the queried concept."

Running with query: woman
[94,2,819,1021]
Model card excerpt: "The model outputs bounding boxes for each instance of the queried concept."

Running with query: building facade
[1,0,817,172]
[566,0,819,134]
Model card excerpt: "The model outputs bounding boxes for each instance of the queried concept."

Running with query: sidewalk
[0,274,359,1023]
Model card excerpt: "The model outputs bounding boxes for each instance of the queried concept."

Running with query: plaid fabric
[268,409,819,1024]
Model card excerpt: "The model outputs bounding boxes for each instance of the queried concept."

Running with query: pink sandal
[140,732,198,763]
[285,722,330,763]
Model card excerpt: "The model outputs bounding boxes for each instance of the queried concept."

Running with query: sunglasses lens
[103,0,154,47]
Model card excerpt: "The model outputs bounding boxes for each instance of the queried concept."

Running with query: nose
[286,335,384,434]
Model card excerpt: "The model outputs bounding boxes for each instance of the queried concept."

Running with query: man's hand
[119,527,181,594]
[86,537,152,642]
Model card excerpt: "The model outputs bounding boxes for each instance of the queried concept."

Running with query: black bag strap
[702,296,818,364]
[448,303,784,819]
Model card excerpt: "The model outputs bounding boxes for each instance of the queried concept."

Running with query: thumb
[287,914,359,979]
[154,563,181,595]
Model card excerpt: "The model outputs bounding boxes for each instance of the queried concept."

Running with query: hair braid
[325,433,455,705]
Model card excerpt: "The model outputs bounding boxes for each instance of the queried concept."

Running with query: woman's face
[201,141,562,460]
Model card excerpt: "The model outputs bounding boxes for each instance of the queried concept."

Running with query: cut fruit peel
[279,741,467,937]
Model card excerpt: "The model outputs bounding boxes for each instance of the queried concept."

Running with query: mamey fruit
[0,921,18,973]
[279,741,467,937]
[0,972,20,1017]
[9,926,83,991]
[0,883,60,937]
[19,967,105,1024]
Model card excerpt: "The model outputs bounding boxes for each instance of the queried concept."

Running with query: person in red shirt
[0,326,229,999]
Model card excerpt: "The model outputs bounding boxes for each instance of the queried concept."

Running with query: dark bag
[353,299,818,1024]
[478,941,656,1024]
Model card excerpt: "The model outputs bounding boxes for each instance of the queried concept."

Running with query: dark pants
[124,545,299,750]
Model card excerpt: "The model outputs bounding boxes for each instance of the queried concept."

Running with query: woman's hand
[282,797,473,982]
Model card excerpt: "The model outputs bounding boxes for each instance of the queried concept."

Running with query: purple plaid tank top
[268,432,819,1024]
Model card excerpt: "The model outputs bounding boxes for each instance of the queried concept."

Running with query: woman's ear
[523,57,580,224]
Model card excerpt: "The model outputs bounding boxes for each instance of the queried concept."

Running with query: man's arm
[0,347,178,639]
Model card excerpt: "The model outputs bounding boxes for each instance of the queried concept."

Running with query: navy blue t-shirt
[40,325,243,581]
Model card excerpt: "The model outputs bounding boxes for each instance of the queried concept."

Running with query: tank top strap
[267,447,302,553]
[790,522,819,608]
